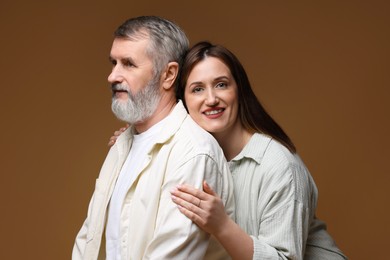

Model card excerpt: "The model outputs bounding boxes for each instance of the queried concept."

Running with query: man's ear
[161,62,179,90]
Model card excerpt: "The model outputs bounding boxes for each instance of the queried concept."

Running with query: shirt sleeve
[251,201,309,259]
[72,177,111,260]
[251,156,312,259]
[143,154,233,259]
[72,218,88,260]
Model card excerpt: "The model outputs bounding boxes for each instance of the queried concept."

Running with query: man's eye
[124,61,134,67]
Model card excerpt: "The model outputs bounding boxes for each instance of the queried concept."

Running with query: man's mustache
[111,84,129,92]
[111,84,131,98]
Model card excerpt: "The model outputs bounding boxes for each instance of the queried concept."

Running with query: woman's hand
[172,181,254,260]
[170,181,230,236]
[108,124,129,146]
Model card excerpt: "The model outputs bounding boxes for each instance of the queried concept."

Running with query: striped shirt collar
[230,133,273,164]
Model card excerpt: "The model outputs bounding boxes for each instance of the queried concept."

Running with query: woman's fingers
[108,136,117,146]
[202,181,217,196]
[108,125,128,146]
[171,191,203,215]
[176,204,204,226]
[171,190,208,228]
[171,183,227,234]
[114,130,123,136]
[175,184,210,201]
[171,187,203,208]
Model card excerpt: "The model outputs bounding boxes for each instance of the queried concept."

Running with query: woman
[110,42,346,259]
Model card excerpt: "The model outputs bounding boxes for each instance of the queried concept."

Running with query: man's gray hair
[114,16,189,83]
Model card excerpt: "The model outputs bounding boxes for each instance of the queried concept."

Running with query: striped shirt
[229,133,347,259]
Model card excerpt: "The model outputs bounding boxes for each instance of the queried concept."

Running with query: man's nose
[108,65,123,83]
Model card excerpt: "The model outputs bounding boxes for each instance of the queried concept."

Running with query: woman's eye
[192,87,203,93]
[216,82,227,88]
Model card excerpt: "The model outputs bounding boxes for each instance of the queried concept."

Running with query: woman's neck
[213,125,253,161]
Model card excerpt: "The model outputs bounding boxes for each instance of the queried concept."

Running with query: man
[72,16,234,260]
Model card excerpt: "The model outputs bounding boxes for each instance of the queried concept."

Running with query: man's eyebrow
[121,57,136,64]
[108,56,136,65]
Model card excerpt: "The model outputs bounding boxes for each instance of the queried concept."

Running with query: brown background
[1,0,389,259]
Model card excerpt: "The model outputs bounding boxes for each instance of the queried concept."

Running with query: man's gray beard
[111,77,161,124]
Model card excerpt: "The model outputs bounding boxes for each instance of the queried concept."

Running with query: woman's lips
[203,108,224,118]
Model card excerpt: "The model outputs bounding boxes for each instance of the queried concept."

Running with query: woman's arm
[170,181,253,260]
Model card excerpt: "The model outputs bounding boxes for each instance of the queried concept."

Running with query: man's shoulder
[175,116,222,155]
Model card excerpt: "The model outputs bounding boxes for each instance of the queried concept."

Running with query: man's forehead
[109,39,154,68]
[111,37,149,55]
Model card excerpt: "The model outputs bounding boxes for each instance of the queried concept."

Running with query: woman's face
[184,57,241,136]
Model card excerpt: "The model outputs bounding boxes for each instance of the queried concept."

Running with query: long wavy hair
[177,41,296,153]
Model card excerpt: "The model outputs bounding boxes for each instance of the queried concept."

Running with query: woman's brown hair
[177,41,296,153]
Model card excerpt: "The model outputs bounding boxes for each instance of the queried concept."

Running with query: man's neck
[134,96,177,133]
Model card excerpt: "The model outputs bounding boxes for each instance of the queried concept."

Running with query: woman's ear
[161,62,179,90]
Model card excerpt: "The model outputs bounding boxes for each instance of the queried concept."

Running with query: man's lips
[112,90,129,100]
[112,85,129,97]
[113,89,128,94]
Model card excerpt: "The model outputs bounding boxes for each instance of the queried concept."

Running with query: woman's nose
[205,89,219,106]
